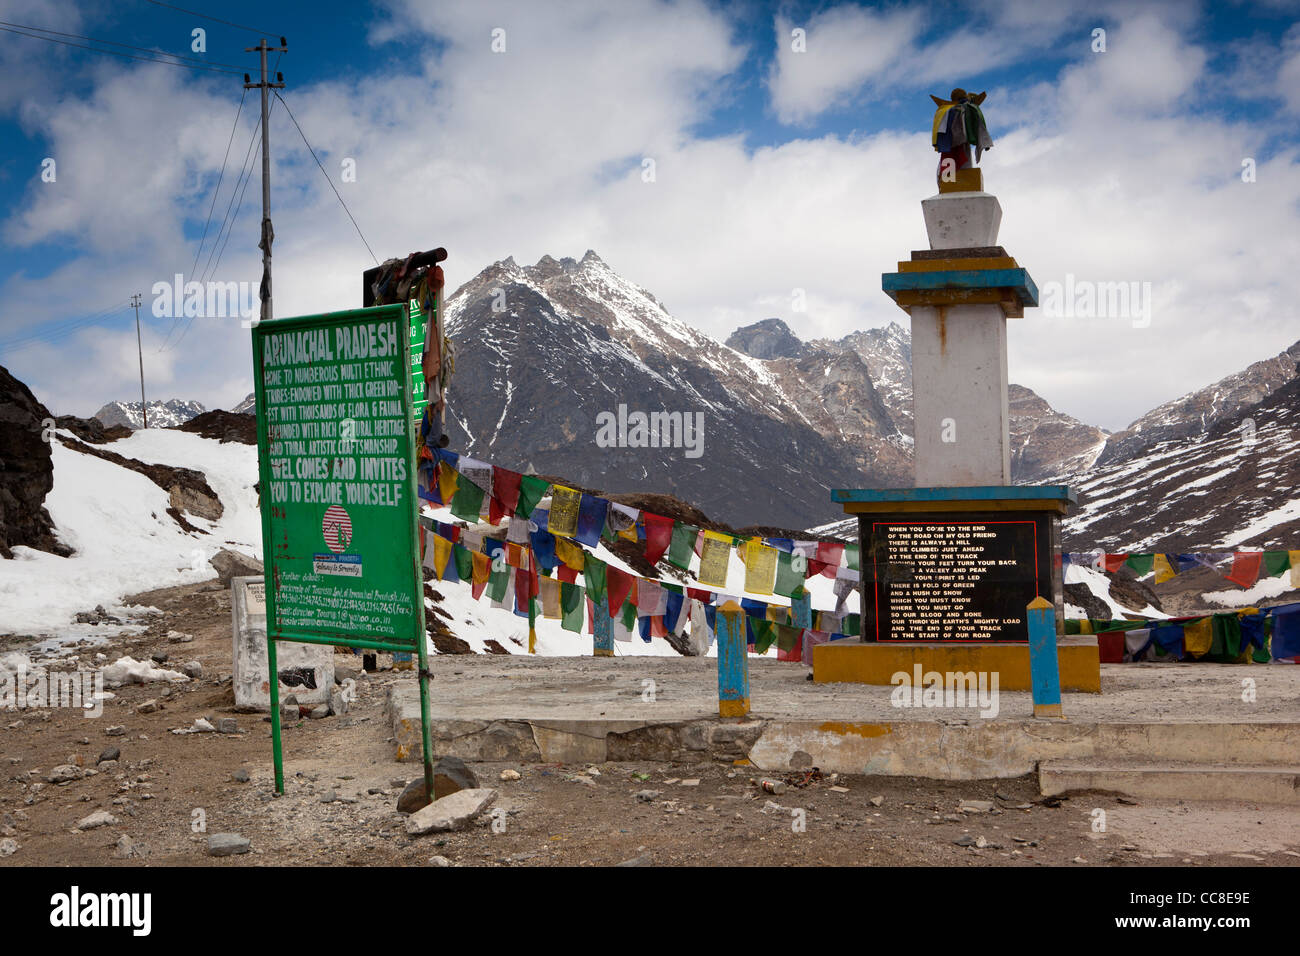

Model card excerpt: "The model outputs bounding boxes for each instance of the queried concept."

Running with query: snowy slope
[0,429,260,639]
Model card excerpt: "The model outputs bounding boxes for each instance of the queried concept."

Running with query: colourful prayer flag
[744,539,777,595]
[668,523,699,569]
[697,530,731,588]
[1226,551,1263,589]
[449,479,485,522]
[516,474,549,518]
[1152,553,1177,584]
[493,467,522,514]
[548,485,582,537]
[643,513,675,566]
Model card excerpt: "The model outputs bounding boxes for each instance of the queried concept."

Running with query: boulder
[210,548,264,586]
[207,833,250,857]
[396,757,481,813]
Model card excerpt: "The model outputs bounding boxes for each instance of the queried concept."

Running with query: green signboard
[251,304,432,795]
[408,298,428,422]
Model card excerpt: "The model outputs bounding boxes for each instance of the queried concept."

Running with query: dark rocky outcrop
[55,415,132,444]
[172,409,257,445]
[0,366,70,559]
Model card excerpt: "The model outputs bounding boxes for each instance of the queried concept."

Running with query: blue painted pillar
[716,601,749,717]
[593,593,614,657]
[1027,596,1063,718]
[791,587,812,630]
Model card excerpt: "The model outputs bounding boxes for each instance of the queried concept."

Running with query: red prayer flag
[1226,551,1263,589]
[643,513,675,566]
[777,630,805,662]
[1103,553,1128,573]
[607,567,635,618]
[557,564,578,584]
[488,495,507,525]
[816,541,844,577]
[806,559,829,579]
[687,588,713,603]
[493,467,523,514]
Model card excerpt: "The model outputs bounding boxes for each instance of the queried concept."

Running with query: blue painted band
[881,268,1038,307]
[831,485,1076,504]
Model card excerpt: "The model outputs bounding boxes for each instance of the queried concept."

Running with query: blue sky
[1,0,1299,431]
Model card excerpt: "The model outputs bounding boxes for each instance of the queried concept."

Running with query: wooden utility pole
[243,37,287,326]
[131,293,147,428]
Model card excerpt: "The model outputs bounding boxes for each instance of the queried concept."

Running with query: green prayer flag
[775,624,799,652]
[1124,553,1154,576]
[487,564,510,602]
[844,613,860,637]
[584,557,607,605]
[1264,550,1291,578]
[516,474,549,518]
[560,582,585,632]
[775,550,803,598]
[453,543,473,582]
[846,544,860,572]
[449,479,485,522]
[752,619,776,654]
[668,523,698,569]
[621,598,636,630]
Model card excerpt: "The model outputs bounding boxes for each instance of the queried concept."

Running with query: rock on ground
[207,833,251,857]
[209,548,263,586]
[76,810,118,831]
[405,788,497,835]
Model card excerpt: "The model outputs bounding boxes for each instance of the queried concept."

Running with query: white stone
[405,788,497,835]
[921,192,1002,249]
[76,810,118,830]
[230,576,333,711]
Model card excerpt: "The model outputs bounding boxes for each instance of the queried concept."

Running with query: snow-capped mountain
[442,251,868,530]
[231,393,256,414]
[440,252,1111,530]
[1060,374,1300,552]
[1096,338,1300,466]
[93,399,206,430]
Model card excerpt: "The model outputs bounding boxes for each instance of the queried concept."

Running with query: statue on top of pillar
[930,89,993,192]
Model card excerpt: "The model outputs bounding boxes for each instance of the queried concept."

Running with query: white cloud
[1,0,1298,439]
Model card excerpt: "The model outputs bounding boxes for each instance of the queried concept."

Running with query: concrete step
[1039,760,1300,805]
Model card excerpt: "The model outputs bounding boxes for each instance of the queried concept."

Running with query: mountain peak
[725,318,809,360]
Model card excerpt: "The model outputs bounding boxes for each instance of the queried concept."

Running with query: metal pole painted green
[268,635,284,794]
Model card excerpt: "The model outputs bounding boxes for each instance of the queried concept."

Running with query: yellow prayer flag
[548,485,582,538]
[438,464,458,504]
[1291,551,1300,589]
[744,539,777,596]
[555,536,586,571]
[1183,617,1213,657]
[1153,553,1177,585]
[432,535,452,581]
[697,530,731,588]
[471,551,491,585]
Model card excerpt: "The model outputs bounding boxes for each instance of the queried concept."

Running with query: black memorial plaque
[859,510,1060,643]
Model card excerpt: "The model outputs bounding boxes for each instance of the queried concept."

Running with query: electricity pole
[244,37,287,326]
[131,293,147,429]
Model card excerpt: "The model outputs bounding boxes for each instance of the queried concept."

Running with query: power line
[0,22,244,75]
[0,304,131,354]
[190,90,246,286]
[142,1,280,38]
[275,90,378,265]
[0,18,250,71]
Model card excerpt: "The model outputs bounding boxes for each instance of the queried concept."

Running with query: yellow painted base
[938,167,983,193]
[593,648,614,657]
[812,639,1101,693]
[719,698,750,717]
[1034,703,1065,719]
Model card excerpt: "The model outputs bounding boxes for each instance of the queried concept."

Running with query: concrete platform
[812,637,1101,692]
[384,656,1300,800]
